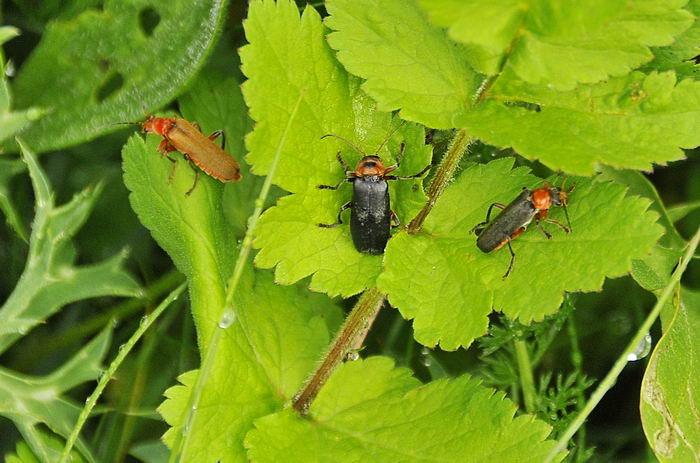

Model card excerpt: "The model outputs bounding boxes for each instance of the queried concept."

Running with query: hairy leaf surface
[8,0,227,152]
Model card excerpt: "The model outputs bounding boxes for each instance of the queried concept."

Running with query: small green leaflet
[158,267,342,463]
[457,71,700,174]
[644,0,700,80]
[246,357,565,462]
[640,290,700,462]
[0,140,140,354]
[8,0,227,153]
[0,328,112,463]
[378,159,664,350]
[419,0,693,89]
[242,0,430,297]
[325,0,480,129]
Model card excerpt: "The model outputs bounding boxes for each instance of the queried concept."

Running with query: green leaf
[378,158,664,349]
[598,166,684,291]
[176,53,278,239]
[641,289,700,462]
[0,140,140,354]
[0,27,45,146]
[419,0,693,89]
[159,268,342,462]
[325,0,479,129]
[242,0,431,297]
[0,158,29,241]
[457,71,700,174]
[122,133,234,344]
[0,328,111,463]
[644,0,700,80]
[245,357,564,462]
[7,0,227,153]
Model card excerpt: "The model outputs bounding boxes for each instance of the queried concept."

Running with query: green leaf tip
[378,158,664,350]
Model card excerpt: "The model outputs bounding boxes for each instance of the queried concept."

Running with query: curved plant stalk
[170,90,305,463]
[59,282,187,463]
[543,224,700,463]
[292,128,473,413]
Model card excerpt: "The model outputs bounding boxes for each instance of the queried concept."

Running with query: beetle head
[355,155,386,177]
[140,115,174,136]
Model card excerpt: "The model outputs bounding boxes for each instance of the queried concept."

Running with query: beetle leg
[335,151,351,171]
[536,221,553,240]
[389,162,432,180]
[542,217,571,233]
[502,239,516,279]
[385,142,407,173]
[317,176,354,190]
[470,203,506,233]
[182,155,200,196]
[317,201,352,228]
[208,130,225,149]
[390,210,400,228]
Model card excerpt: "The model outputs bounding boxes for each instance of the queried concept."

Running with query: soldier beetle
[472,182,573,279]
[317,126,431,254]
[123,115,241,195]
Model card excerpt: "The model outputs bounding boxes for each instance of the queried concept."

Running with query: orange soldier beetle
[124,115,241,195]
[471,182,573,279]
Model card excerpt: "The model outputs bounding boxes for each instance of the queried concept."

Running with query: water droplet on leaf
[627,332,652,362]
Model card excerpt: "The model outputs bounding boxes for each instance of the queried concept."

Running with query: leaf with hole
[7,0,227,153]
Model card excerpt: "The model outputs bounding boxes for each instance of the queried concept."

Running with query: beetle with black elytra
[316,126,431,255]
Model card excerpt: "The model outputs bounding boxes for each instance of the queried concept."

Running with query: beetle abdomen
[476,191,536,253]
[351,176,391,254]
[169,119,241,182]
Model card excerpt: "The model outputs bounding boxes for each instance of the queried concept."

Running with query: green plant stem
[171,91,305,462]
[408,128,471,234]
[292,287,387,414]
[544,224,700,463]
[514,339,536,413]
[59,282,187,463]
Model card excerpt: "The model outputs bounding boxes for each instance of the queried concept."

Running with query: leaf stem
[514,339,536,413]
[59,282,187,463]
[543,224,700,462]
[408,128,471,233]
[171,90,306,462]
[292,287,386,414]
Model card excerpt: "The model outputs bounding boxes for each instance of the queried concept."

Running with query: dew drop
[140,315,149,326]
[218,310,236,329]
[420,346,432,367]
[345,351,359,361]
[118,344,126,352]
[627,332,652,362]
[111,319,119,328]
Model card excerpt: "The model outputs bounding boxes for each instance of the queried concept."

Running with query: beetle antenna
[374,120,407,155]
[320,134,368,157]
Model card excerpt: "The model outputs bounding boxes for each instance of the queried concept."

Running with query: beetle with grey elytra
[472,182,573,279]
